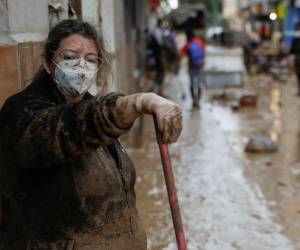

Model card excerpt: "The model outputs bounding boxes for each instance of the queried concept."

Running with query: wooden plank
[0,45,19,106]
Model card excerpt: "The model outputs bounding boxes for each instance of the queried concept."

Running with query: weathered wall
[82,0,101,32]
[100,0,116,53]
[0,0,9,34]
[97,0,136,94]
[0,42,43,105]
[48,0,69,28]
[114,0,136,94]
[0,45,19,105]
[8,0,49,41]
[0,0,46,106]
[17,42,43,88]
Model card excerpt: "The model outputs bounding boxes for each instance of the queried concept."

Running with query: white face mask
[54,58,97,97]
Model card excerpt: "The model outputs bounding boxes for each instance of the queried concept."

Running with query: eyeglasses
[55,49,103,66]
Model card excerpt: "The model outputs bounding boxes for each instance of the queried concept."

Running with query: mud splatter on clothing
[0,73,146,250]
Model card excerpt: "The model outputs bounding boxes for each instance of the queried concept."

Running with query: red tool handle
[154,117,187,250]
[158,144,187,250]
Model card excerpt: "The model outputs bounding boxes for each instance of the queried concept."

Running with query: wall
[114,0,134,94]
[0,42,43,105]
[0,0,9,34]
[8,0,49,41]
[113,0,150,95]
[0,45,19,105]
[100,0,116,53]
[0,0,47,105]
[99,0,138,95]
[82,0,101,32]
[48,0,69,28]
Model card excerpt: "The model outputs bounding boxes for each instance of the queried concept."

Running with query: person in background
[163,24,180,77]
[242,35,259,74]
[258,23,271,42]
[181,30,205,108]
[290,22,300,96]
[0,19,182,250]
[150,19,166,96]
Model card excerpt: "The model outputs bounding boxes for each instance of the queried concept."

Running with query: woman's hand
[116,93,182,144]
[154,100,182,144]
[136,93,182,144]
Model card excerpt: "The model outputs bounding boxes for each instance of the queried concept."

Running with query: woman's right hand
[116,93,183,144]
[135,93,183,144]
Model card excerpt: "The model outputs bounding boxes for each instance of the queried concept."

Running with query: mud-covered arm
[0,92,131,167]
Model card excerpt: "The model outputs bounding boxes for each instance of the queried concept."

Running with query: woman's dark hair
[41,19,112,88]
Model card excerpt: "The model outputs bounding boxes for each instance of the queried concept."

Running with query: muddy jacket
[0,73,147,250]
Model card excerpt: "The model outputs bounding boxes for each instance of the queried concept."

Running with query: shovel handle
[153,116,187,250]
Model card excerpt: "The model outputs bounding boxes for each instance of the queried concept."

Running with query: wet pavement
[123,63,300,249]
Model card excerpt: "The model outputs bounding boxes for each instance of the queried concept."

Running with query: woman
[0,20,182,250]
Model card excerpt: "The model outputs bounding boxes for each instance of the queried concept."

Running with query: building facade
[0,0,151,106]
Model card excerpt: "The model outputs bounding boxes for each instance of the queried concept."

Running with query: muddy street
[123,67,300,249]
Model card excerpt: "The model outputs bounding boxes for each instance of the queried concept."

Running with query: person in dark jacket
[290,22,300,95]
[0,19,182,250]
[149,19,166,96]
